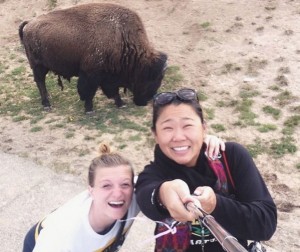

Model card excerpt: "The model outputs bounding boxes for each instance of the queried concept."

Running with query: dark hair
[151,98,204,131]
[88,143,134,187]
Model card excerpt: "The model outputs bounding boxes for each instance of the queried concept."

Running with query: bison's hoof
[85,110,95,116]
[43,106,52,112]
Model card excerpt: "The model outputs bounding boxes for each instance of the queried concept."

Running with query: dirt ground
[0,0,299,251]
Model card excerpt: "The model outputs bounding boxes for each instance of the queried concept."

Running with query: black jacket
[135,142,277,251]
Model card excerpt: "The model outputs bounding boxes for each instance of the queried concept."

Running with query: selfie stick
[185,202,247,252]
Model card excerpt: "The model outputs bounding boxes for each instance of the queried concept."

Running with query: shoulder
[42,190,91,228]
[223,142,256,172]
[225,142,251,157]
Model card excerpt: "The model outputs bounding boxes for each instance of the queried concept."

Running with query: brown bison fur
[19,3,167,113]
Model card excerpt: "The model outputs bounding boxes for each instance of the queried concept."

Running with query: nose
[172,127,186,141]
[111,186,124,198]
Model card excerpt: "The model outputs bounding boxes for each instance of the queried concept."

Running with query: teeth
[109,201,124,205]
[173,146,189,151]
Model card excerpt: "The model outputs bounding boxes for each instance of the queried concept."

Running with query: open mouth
[108,200,125,208]
[172,146,189,152]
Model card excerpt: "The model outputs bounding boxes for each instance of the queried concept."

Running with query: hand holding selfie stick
[185,202,247,252]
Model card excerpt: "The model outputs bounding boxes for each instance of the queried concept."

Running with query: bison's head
[133,52,167,106]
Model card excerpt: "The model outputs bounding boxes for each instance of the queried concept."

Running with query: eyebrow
[97,178,131,184]
[160,117,195,124]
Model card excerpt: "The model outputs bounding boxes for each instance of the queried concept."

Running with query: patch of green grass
[1,69,150,138]
[0,71,45,119]
[257,124,277,132]
[198,91,208,101]
[118,144,127,149]
[269,136,297,157]
[246,139,266,158]
[12,115,29,122]
[200,22,211,29]
[282,115,300,135]
[211,124,225,132]
[53,161,70,173]
[31,115,45,125]
[30,115,45,125]
[76,104,149,135]
[9,54,17,60]
[53,123,65,128]
[204,108,214,120]
[284,115,300,127]
[30,126,43,132]
[216,99,238,107]
[11,66,26,76]
[17,58,27,63]
[268,85,281,92]
[129,134,142,142]
[275,75,289,86]
[162,65,184,89]
[221,63,242,74]
[84,135,95,141]
[239,84,260,99]
[246,58,268,76]
[78,148,90,157]
[47,0,57,9]
[216,101,225,107]
[235,99,258,126]
[239,89,260,99]
[296,163,300,170]
[281,127,293,135]
[289,105,300,114]
[262,105,281,120]
[275,90,294,106]
[44,118,57,124]
[0,61,5,74]
[65,132,75,139]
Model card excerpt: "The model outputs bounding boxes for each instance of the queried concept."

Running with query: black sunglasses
[153,88,199,106]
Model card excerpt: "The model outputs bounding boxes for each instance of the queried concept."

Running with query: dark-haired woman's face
[153,103,206,167]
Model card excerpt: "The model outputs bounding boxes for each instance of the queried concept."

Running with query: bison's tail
[18,21,29,43]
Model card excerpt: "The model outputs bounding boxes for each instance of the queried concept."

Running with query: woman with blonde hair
[23,143,139,252]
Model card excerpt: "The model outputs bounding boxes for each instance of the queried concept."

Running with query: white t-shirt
[33,190,140,252]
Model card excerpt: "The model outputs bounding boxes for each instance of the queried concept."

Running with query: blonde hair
[88,143,133,186]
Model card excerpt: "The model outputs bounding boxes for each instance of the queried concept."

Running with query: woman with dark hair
[135,88,277,251]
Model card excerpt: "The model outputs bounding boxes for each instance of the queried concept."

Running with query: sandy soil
[0,0,299,251]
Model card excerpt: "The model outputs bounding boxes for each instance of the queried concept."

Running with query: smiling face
[153,103,207,167]
[89,165,133,227]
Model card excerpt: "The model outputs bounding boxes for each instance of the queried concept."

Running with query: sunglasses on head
[153,88,199,106]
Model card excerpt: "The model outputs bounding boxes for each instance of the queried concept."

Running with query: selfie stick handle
[202,215,247,252]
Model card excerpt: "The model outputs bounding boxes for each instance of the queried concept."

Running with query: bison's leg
[77,72,98,114]
[101,85,125,108]
[113,94,125,108]
[32,66,50,110]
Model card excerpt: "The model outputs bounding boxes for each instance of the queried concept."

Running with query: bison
[18,3,167,113]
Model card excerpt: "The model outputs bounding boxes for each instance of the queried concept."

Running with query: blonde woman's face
[153,103,207,167]
[89,165,133,221]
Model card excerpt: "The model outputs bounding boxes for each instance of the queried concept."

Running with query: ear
[202,120,207,136]
[88,185,94,199]
[152,128,159,143]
